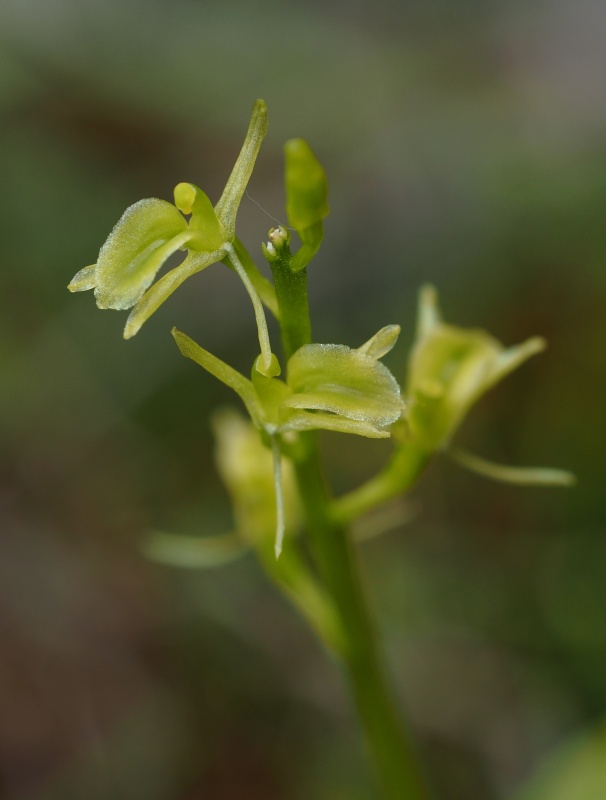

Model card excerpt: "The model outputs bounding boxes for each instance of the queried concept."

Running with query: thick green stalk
[268,249,431,800]
[266,244,311,361]
[295,448,430,800]
[332,443,430,525]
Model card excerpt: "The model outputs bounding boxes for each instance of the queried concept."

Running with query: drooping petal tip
[449,447,577,487]
[68,264,97,292]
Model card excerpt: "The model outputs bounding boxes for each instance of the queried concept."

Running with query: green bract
[68,99,270,344]
[284,138,329,272]
[406,285,546,452]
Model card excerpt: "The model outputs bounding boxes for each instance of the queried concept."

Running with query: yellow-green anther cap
[285,138,329,231]
[174,182,226,251]
[406,285,546,452]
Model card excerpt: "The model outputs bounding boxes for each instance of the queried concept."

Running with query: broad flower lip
[406,285,546,451]
[283,341,404,434]
[67,100,269,338]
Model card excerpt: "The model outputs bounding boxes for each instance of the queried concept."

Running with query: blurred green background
[1,0,605,798]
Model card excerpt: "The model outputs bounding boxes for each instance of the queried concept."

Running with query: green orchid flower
[172,324,404,555]
[68,99,277,375]
[404,285,575,486]
[406,284,545,451]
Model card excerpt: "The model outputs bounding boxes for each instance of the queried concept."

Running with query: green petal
[142,530,247,568]
[123,247,224,339]
[67,264,97,292]
[286,344,404,428]
[357,324,401,359]
[416,284,442,338]
[214,99,268,241]
[449,447,576,487]
[283,410,391,438]
[484,336,547,391]
[93,198,189,310]
[172,328,260,423]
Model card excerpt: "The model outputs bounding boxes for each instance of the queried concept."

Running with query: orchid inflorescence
[69,99,574,561]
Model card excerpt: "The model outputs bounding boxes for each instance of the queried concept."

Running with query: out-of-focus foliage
[515,724,606,800]
[1,0,605,798]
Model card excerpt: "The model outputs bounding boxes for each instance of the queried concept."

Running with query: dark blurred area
[1,0,605,798]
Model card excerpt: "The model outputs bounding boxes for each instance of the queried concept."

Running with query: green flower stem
[295,446,430,800]
[332,443,430,525]
[271,254,430,800]
[224,242,274,374]
[254,533,347,656]
[231,238,280,320]
[267,246,312,361]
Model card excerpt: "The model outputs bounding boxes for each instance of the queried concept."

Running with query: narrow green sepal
[143,530,247,568]
[172,328,260,422]
[448,447,576,487]
[215,99,268,241]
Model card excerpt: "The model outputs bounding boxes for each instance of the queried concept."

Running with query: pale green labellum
[285,343,404,432]
[90,198,189,310]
